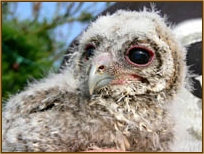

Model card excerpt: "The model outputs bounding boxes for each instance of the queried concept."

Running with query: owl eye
[125,46,154,66]
[84,44,95,60]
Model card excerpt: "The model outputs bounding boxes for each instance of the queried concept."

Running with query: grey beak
[88,65,113,95]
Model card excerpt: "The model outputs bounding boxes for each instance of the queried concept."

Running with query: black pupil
[86,46,95,59]
[128,48,150,64]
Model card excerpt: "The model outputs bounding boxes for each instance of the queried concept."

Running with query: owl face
[74,10,186,100]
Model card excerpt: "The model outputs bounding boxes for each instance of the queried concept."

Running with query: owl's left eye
[125,45,155,67]
[84,44,95,60]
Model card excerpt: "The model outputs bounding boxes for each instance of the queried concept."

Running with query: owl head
[70,10,186,103]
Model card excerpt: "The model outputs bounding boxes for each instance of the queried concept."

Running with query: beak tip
[89,89,93,95]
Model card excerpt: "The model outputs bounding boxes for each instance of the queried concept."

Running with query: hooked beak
[88,65,113,95]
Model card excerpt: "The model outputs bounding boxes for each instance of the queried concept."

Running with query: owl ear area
[125,45,155,67]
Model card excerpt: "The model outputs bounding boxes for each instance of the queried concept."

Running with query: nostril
[98,65,105,70]
[97,65,106,74]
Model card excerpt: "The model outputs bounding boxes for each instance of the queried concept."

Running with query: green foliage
[2,20,55,101]
[78,11,93,22]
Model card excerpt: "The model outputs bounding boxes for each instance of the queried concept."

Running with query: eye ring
[125,45,155,67]
[84,44,95,60]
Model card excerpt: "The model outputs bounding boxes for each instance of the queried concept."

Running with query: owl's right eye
[84,44,95,60]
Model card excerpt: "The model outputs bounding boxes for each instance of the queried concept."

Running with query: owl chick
[2,9,202,152]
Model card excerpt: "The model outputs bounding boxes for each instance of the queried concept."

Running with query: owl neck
[87,94,174,151]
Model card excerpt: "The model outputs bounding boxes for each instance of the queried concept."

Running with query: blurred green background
[2,2,112,103]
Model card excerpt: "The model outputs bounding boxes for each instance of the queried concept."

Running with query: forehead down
[80,10,168,43]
